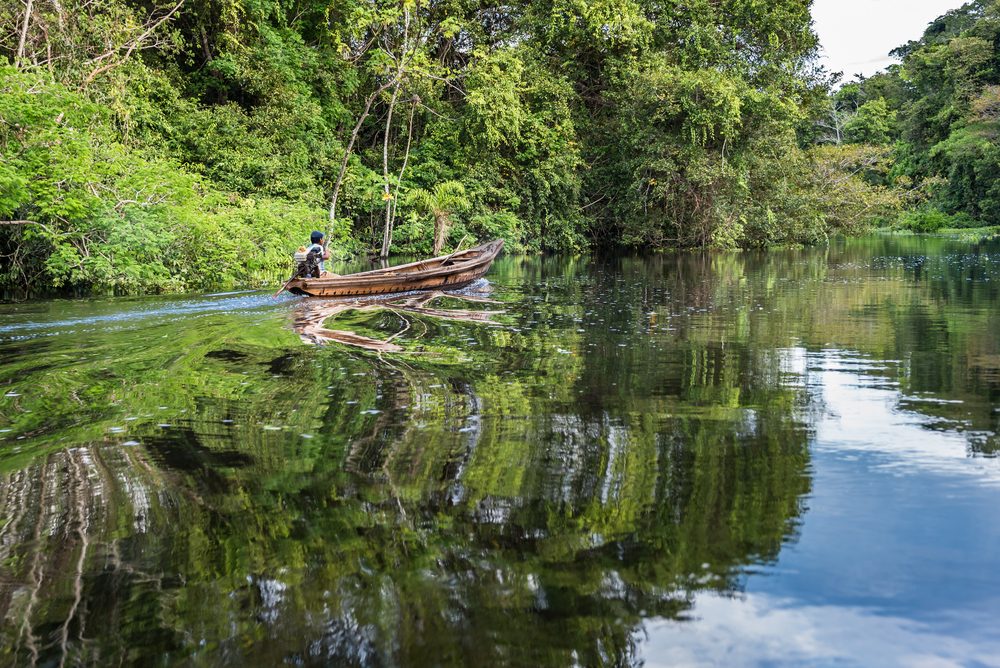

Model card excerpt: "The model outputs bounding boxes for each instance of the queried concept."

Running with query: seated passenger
[294,231,332,278]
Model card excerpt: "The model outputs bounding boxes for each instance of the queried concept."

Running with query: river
[1,234,998,666]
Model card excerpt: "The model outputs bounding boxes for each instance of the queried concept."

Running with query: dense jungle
[1,0,999,295]
[0,0,968,293]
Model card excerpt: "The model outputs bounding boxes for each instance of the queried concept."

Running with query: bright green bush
[468,212,525,252]
[896,209,977,233]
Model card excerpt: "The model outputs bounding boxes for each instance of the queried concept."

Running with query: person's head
[310,231,325,245]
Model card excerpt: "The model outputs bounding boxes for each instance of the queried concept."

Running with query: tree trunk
[382,96,418,259]
[326,76,398,241]
[16,0,34,66]
[328,6,412,245]
[380,82,401,259]
[433,213,450,255]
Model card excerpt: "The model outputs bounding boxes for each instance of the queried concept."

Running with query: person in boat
[308,231,331,274]
[294,231,332,278]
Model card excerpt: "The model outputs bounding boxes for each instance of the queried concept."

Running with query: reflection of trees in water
[3,236,997,664]
[277,261,813,664]
[0,446,175,666]
[40,240,1000,664]
[615,240,1000,455]
[0,335,812,666]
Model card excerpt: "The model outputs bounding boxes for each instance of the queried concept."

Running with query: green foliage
[896,208,977,232]
[406,181,470,218]
[469,211,524,251]
[803,144,903,231]
[0,0,914,293]
[0,66,331,294]
[844,98,895,145]
[464,50,527,149]
[406,180,471,252]
[830,1,1000,229]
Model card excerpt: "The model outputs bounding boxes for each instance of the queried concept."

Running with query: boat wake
[0,292,281,340]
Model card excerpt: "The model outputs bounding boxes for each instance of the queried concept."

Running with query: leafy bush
[0,67,331,294]
[896,209,977,232]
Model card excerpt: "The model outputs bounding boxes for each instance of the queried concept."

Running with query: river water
[1,235,998,666]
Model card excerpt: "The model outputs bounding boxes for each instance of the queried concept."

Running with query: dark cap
[310,231,325,244]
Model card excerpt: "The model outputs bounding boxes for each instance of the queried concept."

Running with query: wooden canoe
[283,239,504,297]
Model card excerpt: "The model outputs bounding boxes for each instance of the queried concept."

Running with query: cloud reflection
[810,350,1000,486]
[642,591,1000,668]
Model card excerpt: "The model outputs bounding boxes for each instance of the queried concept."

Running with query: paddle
[273,271,299,298]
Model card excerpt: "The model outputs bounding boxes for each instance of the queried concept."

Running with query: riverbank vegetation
[822,1,1000,237]
[0,0,992,294]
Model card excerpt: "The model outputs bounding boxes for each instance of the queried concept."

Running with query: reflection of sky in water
[643,348,1000,666]
[643,592,1000,667]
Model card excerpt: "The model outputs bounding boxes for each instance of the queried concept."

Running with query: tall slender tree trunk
[382,96,418,259]
[380,82,401,259]
[327,76,399,241]
[16,0,34,66]
[327,6,412,245]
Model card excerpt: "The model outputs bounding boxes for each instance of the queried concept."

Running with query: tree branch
[82,0,184,85]
[327,5,412,239]
[0,219,59,236]
[380,81,401,258]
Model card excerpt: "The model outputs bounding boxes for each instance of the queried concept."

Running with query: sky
[812,0,970,78]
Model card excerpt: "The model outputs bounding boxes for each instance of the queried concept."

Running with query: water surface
[1,235,999,666]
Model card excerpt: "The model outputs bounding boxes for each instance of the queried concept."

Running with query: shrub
[896,209,977,232]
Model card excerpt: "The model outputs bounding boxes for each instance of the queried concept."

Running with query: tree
[406,181,470,254]
[844,98,895,145]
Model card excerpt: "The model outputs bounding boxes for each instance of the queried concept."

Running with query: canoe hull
[284,239,504,298]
